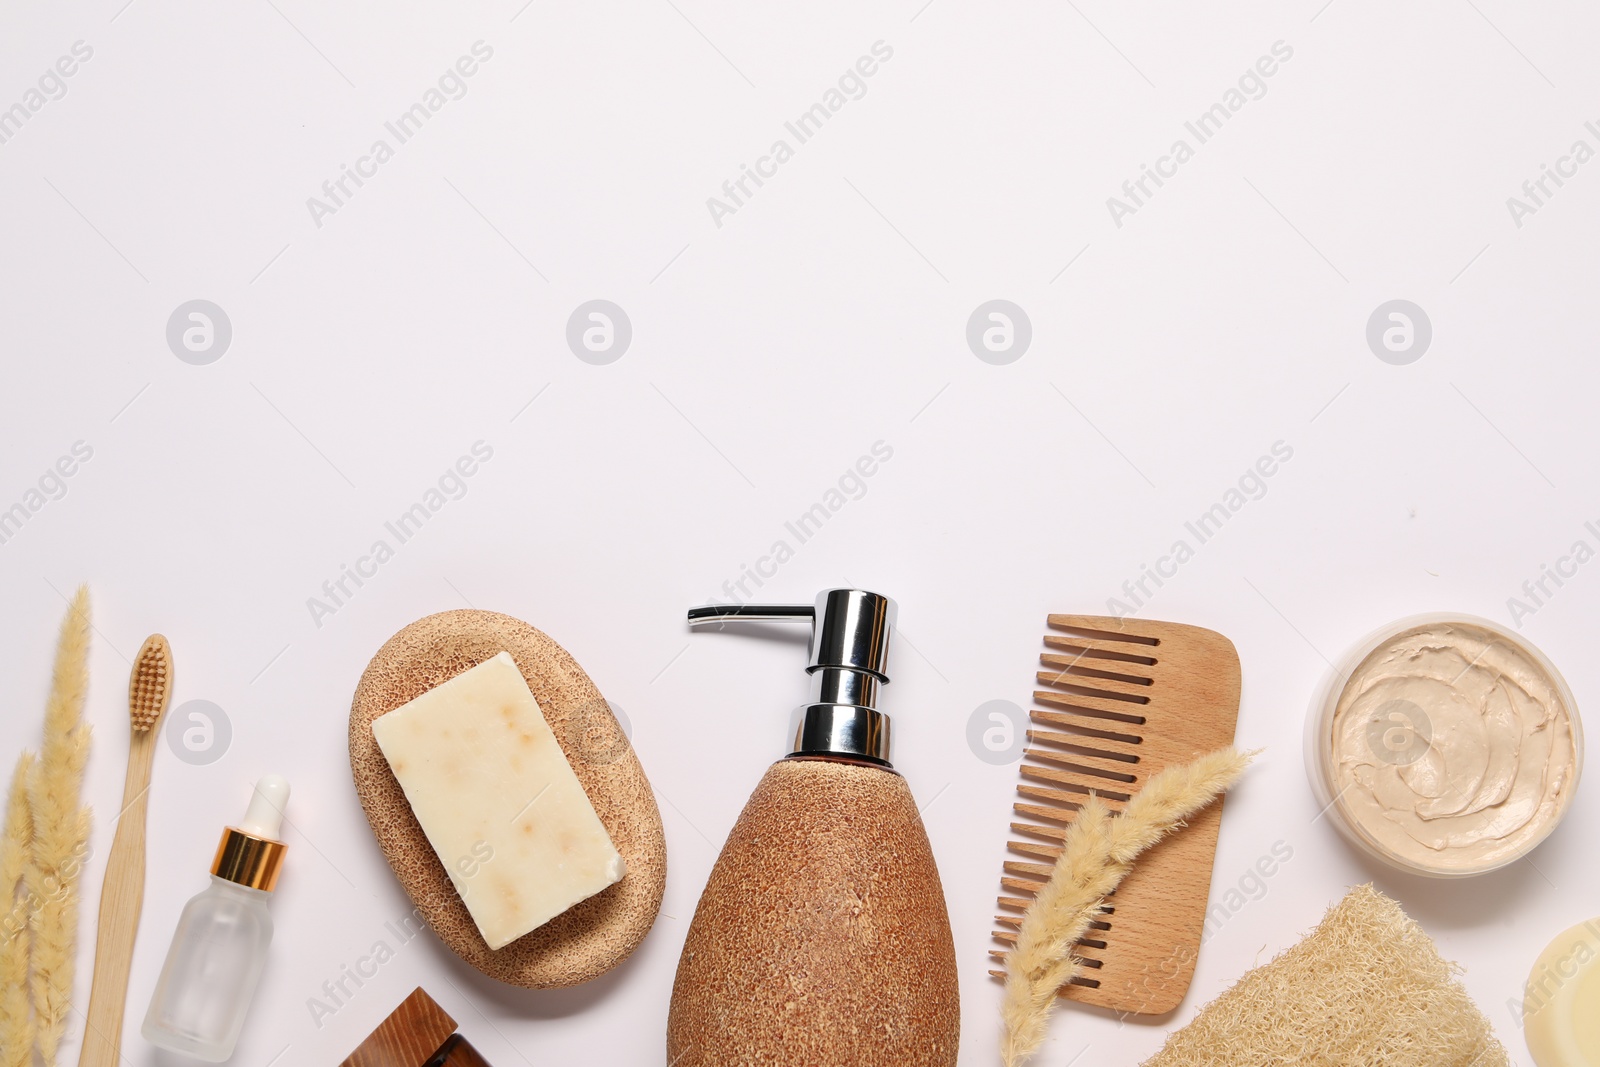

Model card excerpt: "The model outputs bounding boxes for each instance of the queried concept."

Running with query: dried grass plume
[1000,745,1254,1067]
[0,753,35,1067]
[25,587,93,1067]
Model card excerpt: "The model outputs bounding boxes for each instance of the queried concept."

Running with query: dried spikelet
[1141,884,1508,1067]
[26,586,93,1067]
[1000,746,1254,1067]
[0,753,35,1067]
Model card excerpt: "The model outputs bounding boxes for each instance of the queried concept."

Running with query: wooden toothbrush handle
[78,734,158,1067]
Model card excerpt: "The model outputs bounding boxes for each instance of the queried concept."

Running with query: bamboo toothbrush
[78,635,173,1067]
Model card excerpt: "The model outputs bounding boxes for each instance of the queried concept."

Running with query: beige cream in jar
[1307,615,1581,877]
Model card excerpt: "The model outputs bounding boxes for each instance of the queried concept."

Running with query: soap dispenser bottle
[667,590,959,1067]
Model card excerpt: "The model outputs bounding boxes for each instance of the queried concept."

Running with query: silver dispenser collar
[686,589,897,765]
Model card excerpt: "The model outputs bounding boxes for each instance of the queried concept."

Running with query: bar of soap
[371,651,626,950]
[1525,918,1600,1067]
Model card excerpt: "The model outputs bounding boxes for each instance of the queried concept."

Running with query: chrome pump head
[687,589,897,765]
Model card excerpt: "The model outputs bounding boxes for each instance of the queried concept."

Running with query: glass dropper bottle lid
[210,775,290,892]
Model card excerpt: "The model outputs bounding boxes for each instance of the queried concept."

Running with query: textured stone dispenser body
[667,757,960,1067]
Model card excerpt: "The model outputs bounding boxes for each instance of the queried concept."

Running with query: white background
[3,1,1597,1064]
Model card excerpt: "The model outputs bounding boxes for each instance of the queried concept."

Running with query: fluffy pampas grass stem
[25,587,93,1067]
[0,753,35,1067]
[1000,746,1254,1067]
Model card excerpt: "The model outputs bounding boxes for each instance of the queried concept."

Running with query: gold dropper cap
[210,775,290,891]
[211,828,287,891]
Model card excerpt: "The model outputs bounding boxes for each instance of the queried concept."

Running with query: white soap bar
[372,651,625,949]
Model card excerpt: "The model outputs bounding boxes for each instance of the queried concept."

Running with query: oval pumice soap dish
[350,609,666,988]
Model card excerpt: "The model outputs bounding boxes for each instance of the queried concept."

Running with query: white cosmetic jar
[1305,613,1582,878]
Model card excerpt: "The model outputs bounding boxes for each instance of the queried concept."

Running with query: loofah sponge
[1142,884,1508,1067]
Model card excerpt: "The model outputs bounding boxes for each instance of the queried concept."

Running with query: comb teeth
[994,620,1161,993]
[992,614,1242,1014]
[129,634,173,732]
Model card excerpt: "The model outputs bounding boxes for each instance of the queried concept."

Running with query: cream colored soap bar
[1525,918,1600,1067]
[372,651,625,950]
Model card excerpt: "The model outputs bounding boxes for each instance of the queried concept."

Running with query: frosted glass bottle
[142,776,289,1062]
[141,877,273,1061]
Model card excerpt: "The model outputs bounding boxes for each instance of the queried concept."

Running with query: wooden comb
[990,614,1241,1015]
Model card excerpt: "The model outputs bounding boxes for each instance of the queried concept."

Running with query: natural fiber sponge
[351,609,666,988]
[1142,884,1508,1067]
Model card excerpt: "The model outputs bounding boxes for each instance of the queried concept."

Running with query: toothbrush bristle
[129,634,173,732]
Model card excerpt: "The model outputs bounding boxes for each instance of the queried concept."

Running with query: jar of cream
[1306,614,1582,878]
